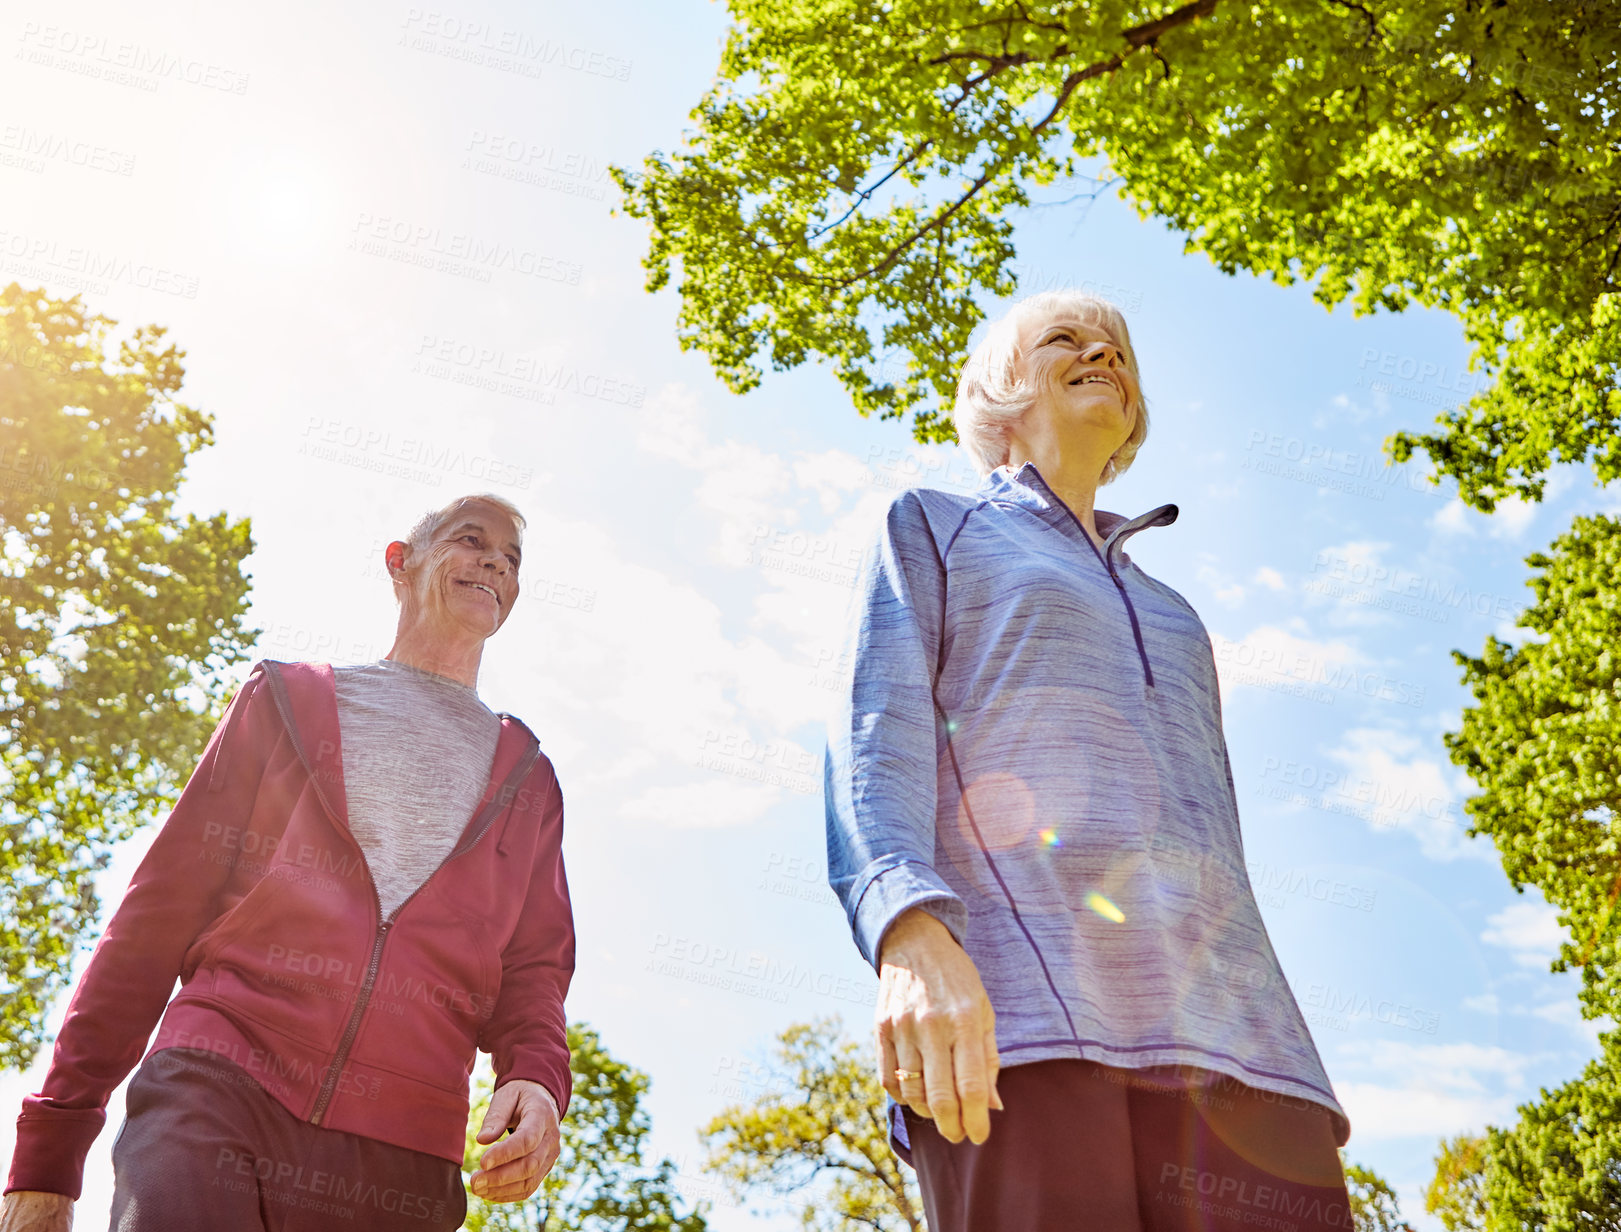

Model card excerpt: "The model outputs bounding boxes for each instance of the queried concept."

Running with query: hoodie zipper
[307,740,539,1126]
[261,664,539,1127]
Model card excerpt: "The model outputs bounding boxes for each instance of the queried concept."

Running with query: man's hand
[876,907,1003,1145]
[469,1079,562,1204]
[0,1191,73,1232]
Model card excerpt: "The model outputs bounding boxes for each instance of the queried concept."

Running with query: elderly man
[2,493,573,1231]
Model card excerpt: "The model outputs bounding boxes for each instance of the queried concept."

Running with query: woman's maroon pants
[901,1059,1352,1232]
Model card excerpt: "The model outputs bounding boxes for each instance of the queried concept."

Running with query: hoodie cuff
[6,1106,104,1199]
[852,861,967,969]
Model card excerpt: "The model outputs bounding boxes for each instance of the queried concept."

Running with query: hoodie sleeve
[479,761,574,1118]
[825,491,967,969]
[6,665,276,1199]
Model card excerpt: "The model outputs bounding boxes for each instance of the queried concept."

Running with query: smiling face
[1012,307,1142,465]
[388,499,523,646]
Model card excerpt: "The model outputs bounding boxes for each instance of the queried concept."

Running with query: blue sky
[2,0,1613,1224]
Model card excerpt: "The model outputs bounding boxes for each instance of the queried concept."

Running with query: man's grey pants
[109,1048,466,1232]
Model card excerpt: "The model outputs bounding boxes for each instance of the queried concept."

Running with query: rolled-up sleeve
[825,491,967,969]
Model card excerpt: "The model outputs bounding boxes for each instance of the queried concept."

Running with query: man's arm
[0,1190,72,1232]
[5,667,276,1200]
[476,766,574,1158]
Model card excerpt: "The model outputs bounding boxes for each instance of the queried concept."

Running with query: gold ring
[894,1068,923,1082]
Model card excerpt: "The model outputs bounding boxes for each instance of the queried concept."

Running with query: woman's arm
[825,492,999,1143]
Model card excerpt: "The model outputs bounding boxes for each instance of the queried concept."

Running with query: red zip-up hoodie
[6,660,575,1199]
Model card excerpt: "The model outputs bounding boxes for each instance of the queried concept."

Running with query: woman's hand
[876,907,1003,1144]
[0,1191,73,1232]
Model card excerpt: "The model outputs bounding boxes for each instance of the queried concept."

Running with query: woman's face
[1011,308,1140,465]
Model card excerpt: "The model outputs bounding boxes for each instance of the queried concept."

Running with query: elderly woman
[826,290,1352,1231]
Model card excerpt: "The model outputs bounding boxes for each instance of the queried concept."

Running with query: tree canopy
[461,1022,708,1232]
[1448,513,1621,1022]
[700,1018,924,1232]
[0,283,255,1069]
[615,0,1619,508]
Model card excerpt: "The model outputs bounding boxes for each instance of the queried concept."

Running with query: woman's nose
[1081,342,1121,368]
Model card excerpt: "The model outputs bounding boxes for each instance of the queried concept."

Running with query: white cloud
[1253,566,1288,592]
[1333,1039,1542,1140]
[1321,728,1486,861]
[1208,622,1362,705]
[1462,993,1500,1014]
[1487,496,1537,541]
[1197,562,1245,608]
[1430,498,1474,536]
[1481,899,1567,970]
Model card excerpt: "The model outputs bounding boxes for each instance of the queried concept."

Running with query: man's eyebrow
[446,520,523,562]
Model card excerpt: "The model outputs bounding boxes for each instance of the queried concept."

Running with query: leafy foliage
[700,1018,924,1232]
[1483,1032,1621,1232]
[1426,1134,1489,1232]
[461,1022,707,1232]
[0,284,254,1069]
[1448,514,1621,1021]
[1345,1156,1417,1232]
[615,0,1619,507]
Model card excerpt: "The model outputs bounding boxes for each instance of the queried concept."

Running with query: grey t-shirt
[333,659,501,917]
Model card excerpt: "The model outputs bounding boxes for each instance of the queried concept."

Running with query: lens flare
[1039,828,1061,847]
[1086,892,1125,923]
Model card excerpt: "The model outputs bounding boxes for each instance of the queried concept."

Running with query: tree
[460,1022,708,1232]
[1426,1134,1489,1232]
[0,283,255,1069]
[1448,514,1621,1022]
[614,1,1619,507]
[1345,1156,1417,1232]
[1482,1032,1621,1232]
[700,1018,925,1231]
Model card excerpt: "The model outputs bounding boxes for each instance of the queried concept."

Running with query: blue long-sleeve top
[825,462,1348,1142]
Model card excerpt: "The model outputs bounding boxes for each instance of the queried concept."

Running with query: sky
[1,1,1614,1226]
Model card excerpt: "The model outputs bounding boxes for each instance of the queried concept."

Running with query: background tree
[1435,516,1621,1227]
[461,1022,708,1232]
[700,1018,925,1232]
[0,283,254,1069]
[614,0,1619,508]
[1345,1156,1417,1232]
[1426,1134,1489,1232]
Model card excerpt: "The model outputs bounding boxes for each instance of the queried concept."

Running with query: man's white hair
[404,493,526,556]
[952,289,1150,483]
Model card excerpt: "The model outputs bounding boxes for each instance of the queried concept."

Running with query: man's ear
[385,540,410,579]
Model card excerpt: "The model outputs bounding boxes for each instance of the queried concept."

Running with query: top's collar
[979,462,1178,562]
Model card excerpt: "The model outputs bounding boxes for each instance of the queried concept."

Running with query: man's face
[393,501,522,642]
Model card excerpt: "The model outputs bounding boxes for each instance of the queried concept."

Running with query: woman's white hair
[952,289,1150,483]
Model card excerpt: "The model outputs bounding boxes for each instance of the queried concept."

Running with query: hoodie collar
[980,462,1178,565]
